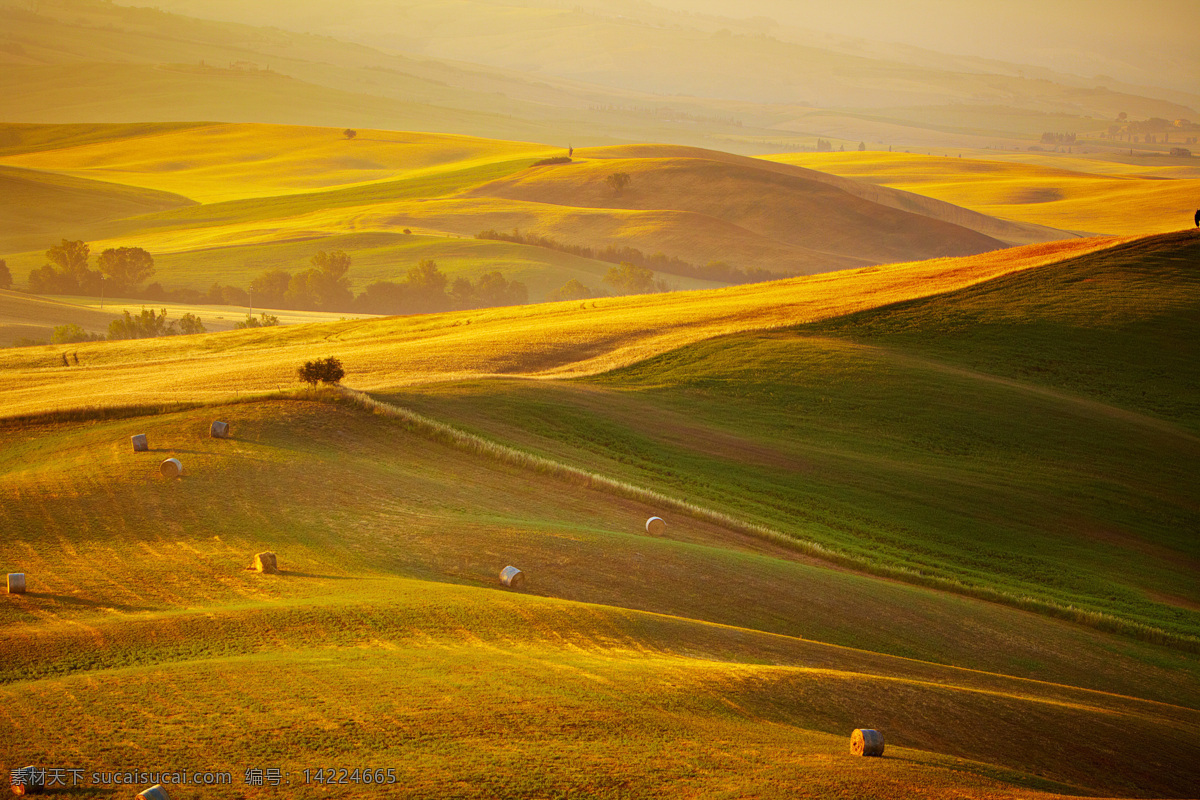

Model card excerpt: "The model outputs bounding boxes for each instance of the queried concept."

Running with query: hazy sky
[654,0,1200,91]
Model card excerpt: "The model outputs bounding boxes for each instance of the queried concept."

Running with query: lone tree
[344,129,357,140]
[298,356,345,386]
[605,172,631,196]
[0,259,11,290]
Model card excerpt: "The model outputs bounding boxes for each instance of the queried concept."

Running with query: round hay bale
[850,728,884,757]
[645,516,666,535]
[7,573,26,595]
[160,458,183,478]
[131,434,149,452]
[499,565,525,588]
[136,786,171,800]
[253,551,278,574]
[10,765,43,795]
[210,420,230,439]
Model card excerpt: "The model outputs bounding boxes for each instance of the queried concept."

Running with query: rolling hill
[0,124,1063,306]
[764,151,1200,237]
[0,234,1131,415]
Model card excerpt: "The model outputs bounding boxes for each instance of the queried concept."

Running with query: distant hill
[0,124,1048,302]
[765,151,1200,237]
[469,147,1007,271]
[2,0,1195,155]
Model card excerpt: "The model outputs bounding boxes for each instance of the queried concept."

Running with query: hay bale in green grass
[7,573,25,595]
[131,434,148,452]
[160,458,182,478]
[9,765,43,795]
[646,516,666,535]
[136,786,171,800]
[253,552,278,574]
[850,728,884,757]
[500,566,525,588]
[210,420,230,438]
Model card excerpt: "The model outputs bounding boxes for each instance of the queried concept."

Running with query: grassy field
[763,151,1200,236]
[1,396,1197,798]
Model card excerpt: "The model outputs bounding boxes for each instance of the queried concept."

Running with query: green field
[381,235,1200,643]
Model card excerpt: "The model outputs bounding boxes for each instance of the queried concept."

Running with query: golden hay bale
[9,765,43,795]
[131,434,149,452]
[253,552,278,574]
[500,565,525,588]
[645,516,666,535]
[850,728,884,757]
[136,786,171,800]
[7,573,25,595]
[159,458,183,478]
[210,420,230,439]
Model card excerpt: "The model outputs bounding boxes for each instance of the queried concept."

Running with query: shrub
[178,313,206,335]
[52,324,103,344]
[234,312,279,329]
[107,308,173,340]
[297,356,345,386]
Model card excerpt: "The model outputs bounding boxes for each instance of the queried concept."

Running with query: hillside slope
[469,149,1007,267]
[0,397,1197,798]
[374,232,1200,642]
[0,235,1132,416]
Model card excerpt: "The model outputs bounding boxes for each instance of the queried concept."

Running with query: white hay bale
[645,516,666,535]
[160,458,183,478]
[210,420,230,439]
[9,765,42,795]
[7,573,26,595]
[131,434,149,452]
[253,551,278,574]
[136,786,171,800]
[850,728,884,757]
[500,565,525,588]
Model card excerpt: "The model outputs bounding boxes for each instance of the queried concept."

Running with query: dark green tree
[548,279,594,302]
[605,172,631,196]
[297,356,345,386]
[30,240,102,295]
[250,269,291,308]
[603,262,666,295]
[178,313,206,335]
[97,246,155,292]
[404,259,450,312]
[107,308,174,340]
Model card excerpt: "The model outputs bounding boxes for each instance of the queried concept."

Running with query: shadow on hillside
[24,593,155,613]
[277,570,357,580]
[881,754,1084,795]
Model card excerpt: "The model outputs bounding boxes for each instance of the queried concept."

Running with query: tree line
[18,241,533,316]
[475,229,775,285]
